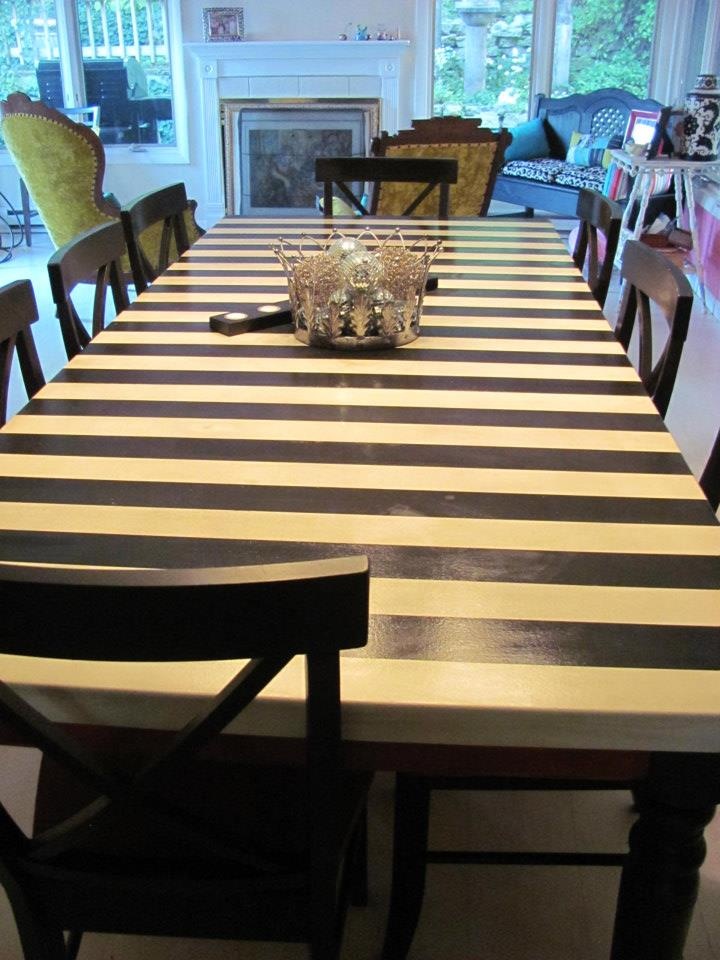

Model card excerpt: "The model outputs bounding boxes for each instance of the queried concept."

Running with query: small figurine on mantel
[355,25,369,40]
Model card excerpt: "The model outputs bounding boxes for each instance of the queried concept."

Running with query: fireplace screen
[222,101,381,216]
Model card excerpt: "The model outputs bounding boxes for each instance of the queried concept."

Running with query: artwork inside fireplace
[222,100,381,216]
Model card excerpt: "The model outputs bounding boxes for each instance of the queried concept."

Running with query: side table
[610,150,720,306]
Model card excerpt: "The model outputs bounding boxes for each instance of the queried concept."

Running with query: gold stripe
[396,295,601,311]
[197,238,566,250]
[371,578,720,627]
[186,248,573,262]
[0,453,701,500]
[214,217,559,231]
[424,316,609,330]
[68,353,638,381]
[168,262,579,277]
[0,502,716,555]
[4,414,677,452]
[98,331,626,355]
[37,381,657,414]
[147,275,588,293]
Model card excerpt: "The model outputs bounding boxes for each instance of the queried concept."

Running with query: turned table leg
[611,753,719,960]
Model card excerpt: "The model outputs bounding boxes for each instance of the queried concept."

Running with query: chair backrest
[614,240,694,418]
[371,118,512,217]
[572,188,623,308]
[700,427,720,512]
[121,182,192,293]
[0,556,369,953]
[0,280,45,426]
[0,91,119,249]
[315,156,458,219]
[47,220,130,359]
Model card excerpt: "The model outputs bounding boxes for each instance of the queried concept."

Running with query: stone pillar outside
[456,0,501,97]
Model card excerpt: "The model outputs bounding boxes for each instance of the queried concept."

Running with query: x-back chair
[615,239,694,418]
[0,279,46,426]
[47,220,130,359]
[0,556,371,960]
[572,188,624,309]
[315,155,458,218]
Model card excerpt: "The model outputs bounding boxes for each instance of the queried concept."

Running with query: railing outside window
[1,0,176,147]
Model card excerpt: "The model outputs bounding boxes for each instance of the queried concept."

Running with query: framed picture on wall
[203,7,244,42]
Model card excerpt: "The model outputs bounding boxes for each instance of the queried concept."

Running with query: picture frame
[203,6,244,42]
[624,108,661,151]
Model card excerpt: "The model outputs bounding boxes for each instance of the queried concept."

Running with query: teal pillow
[504,118,550,161]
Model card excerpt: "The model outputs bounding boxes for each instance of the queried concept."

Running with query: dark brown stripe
[27,398,667,431]
[108,319,621,343]
[0,432,689,473]
[57,367,648,396]
[88,342,632,368]
[0,532,715,590]
[0,476,707,526]
[363,616,720,670]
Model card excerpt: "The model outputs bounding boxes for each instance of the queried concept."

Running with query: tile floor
[0,219,719,959]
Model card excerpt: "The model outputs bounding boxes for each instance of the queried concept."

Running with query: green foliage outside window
[434,0,657,125]
[556,0,656,96]
[0,0,57,102]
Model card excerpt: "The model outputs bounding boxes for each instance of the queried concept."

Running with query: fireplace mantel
[186,40,412,222]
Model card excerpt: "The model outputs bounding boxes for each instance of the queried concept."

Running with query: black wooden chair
[315,156,458,219]
[380,746,648,960]
[572,188,623,309]
[0,279,45,426]
[121,182,201,293]
[614,239,694,418]
[699,426,720,512]
[47,220,130,360]
[0,555,371,960]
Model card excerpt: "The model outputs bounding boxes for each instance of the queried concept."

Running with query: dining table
[0,215,719,958]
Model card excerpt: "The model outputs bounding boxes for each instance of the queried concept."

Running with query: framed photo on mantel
[203,7,244,42]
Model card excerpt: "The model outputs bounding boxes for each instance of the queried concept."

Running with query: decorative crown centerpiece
[273,229,441,350]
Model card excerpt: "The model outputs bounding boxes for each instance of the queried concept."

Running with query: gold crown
[273,229,441,350]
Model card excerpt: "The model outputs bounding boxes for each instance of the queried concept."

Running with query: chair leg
[381,774,431,960]
[349,806,369,907]
[64,930,83,960]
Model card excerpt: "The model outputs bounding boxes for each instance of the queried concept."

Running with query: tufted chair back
[0,91,118,250]
[0,92,203,280]
[371,118,512,217]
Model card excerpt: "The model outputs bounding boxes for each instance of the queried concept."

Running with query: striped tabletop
[1,216,719,752]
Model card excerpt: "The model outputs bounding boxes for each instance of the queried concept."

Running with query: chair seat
[501,158,607,192]
[28,754,370,942]
[34,750,371,868]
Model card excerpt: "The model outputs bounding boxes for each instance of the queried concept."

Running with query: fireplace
[187,41,412,223]
[222,100,380,215]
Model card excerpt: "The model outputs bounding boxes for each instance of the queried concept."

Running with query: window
[551,0,659,98]
[1,0,178,148]
[433,0,533,128]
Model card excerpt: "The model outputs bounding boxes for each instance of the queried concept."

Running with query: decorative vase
[683,73,720,161]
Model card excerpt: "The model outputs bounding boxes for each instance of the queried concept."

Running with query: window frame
[0,0,189,166]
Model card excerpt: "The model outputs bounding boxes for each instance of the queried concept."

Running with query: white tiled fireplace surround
[186,40,413,223]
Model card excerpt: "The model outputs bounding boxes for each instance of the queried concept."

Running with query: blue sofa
[492,88,668,218]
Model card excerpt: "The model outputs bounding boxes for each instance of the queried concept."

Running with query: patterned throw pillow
[565,132,622,168]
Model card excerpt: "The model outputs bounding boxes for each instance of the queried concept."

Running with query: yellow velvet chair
[0,91,203,271]
[371,117,513,218]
